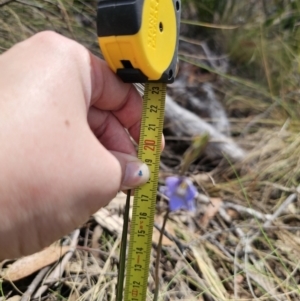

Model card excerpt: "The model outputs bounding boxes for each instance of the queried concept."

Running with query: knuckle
[30,30,68,49]
[29,31,88,64]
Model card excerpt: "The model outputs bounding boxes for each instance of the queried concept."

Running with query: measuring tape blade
[124,82,166,301]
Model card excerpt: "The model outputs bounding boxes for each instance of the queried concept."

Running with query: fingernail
[121,161,150,190]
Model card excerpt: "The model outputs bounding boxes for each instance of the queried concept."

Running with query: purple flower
[160,176,197,211]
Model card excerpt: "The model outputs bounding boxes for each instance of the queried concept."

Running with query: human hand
[0,31,150,259]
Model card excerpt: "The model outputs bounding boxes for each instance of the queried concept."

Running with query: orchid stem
[116,190,131,301]
[153,209,170,301]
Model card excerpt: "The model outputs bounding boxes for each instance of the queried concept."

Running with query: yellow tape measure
[97,1,181,300]
[97,0,180,83]
[124,82,165,301]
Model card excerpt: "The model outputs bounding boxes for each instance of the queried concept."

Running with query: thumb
[110,151,150,191]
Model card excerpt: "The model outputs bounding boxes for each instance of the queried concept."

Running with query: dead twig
[223,202,272,221]
[0,0,15,8]
[33,229,80,298]
[20,266,51,301]
[165,95,245,161]
[244,191,298,251]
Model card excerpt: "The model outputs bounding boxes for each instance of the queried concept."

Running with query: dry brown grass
[1,0,300,300]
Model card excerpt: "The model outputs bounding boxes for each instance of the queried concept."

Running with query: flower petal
[186,197,196,211]
[186,180,198,200]
[169,193,189,211]
[165,176,181,188]
[164,176,181,198]
[161,176,197,212]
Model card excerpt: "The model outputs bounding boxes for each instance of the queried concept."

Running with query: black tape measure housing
[97,0,181,83]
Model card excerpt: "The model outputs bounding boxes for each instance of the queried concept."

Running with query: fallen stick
[33,229,80,298]
[165,95,245,161]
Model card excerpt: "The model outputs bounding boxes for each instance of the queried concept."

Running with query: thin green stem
[153,210,170,301]
[116,190,131,301]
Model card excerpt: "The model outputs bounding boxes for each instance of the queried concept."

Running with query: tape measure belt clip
[97,0,181,83]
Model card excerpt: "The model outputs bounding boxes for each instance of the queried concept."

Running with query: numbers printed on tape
[124,83,166,301]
